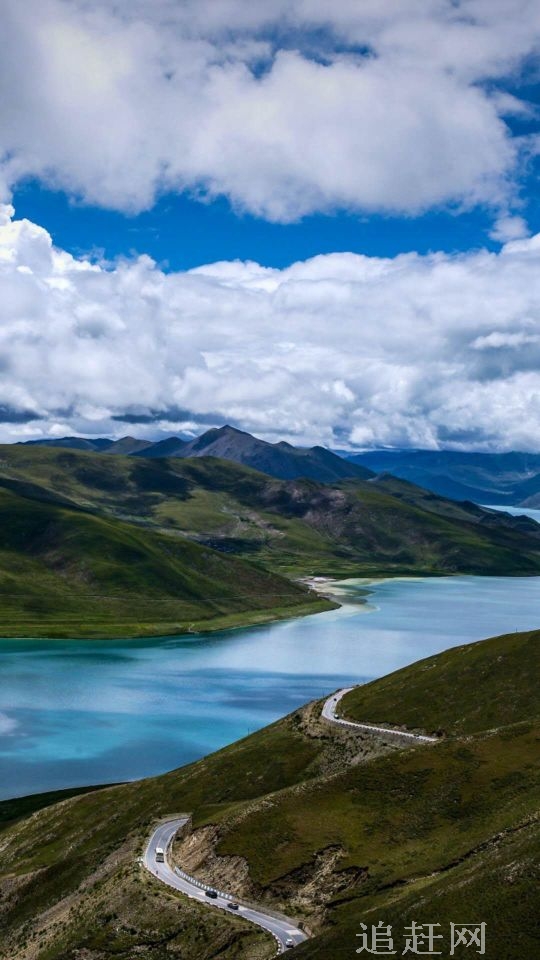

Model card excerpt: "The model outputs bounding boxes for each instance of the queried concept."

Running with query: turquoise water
[1,574,539,800]
[483,504,540,523]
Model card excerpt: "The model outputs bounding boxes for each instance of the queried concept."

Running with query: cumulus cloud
[489,215,530,242]
[0,0,539,220]
[1,205,540,450]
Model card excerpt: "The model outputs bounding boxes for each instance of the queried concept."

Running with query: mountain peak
[21,426,373,483]
[214,424,249,437]
[169,426,373,481]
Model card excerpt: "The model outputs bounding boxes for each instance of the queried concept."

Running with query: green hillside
[0,629,538,959]
[0,444,539,578]
[0,484,327,639]
[340,627,540,736]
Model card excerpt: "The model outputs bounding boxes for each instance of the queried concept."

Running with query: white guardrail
[174,865,229,899]
[172,865,290,954]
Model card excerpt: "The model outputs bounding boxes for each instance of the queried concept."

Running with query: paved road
[143,818,307,953]
[322,688,439,742]
[142,695,436,952]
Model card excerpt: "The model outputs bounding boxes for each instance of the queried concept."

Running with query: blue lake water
[1,574,540,800]
[483,504,540,523]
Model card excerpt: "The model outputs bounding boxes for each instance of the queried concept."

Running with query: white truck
[155,846,165,863]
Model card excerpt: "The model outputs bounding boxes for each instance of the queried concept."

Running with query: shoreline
[3,567,536,643]
[3,576,540,804]
[0,593,337,643]
[301,573,420,601]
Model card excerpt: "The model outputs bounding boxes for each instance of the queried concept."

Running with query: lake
[483,504,540,523]
[1,573,540,801]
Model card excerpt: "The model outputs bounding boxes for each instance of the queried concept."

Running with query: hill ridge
[20,426,373,483]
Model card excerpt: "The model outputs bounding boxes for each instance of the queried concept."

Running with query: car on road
[285,938,294,948]
[227,902,239,910]
[205,890,218,899]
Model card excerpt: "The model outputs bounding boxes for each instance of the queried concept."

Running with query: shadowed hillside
[0,484,328,639]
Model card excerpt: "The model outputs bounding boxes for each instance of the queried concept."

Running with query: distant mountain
[21,436,113,452]
[510,473,540,508]
[104,436,154,455]
[21,435,540,502]
[22,435,153,456]
[345,449,540,507]
[4,444,540,578]
[23,426,372,483]
[134,436,188,458]
[149,425,373,482]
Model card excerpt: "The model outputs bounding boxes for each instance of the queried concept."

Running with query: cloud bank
[1,204,540,451]
[0,0,539,221]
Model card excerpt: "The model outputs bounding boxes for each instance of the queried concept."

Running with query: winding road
[143,818,307,953]
[322,687,439,742]
[142,689,437,953]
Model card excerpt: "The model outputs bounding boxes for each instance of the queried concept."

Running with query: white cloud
[0,0,538,220]
[489,215,530,242]
[472,330,540,349]
[1,205,540,451]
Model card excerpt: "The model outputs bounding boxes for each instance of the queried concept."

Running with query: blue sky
[13,178,540,271]
[1,1,540,450]
[11,78,540,271]
[13,176,540,270]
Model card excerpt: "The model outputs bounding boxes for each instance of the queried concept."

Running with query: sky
[1,0,540,450]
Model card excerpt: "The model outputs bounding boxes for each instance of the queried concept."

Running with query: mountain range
[1,443,540,642]
[346,449,540,507]
[23,428,540,506]
[22,425,372,484]
[5,431,540,639]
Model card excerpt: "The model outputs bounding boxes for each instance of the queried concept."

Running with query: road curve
[322,688,439,742]
[143,818,307,954]
[142,693,435,952]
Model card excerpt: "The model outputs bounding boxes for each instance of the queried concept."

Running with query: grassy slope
[0,445,539,577]
[297,823,540,960]
[0,485,327,638]
[340,628,540,736]
[0,629,538,959]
